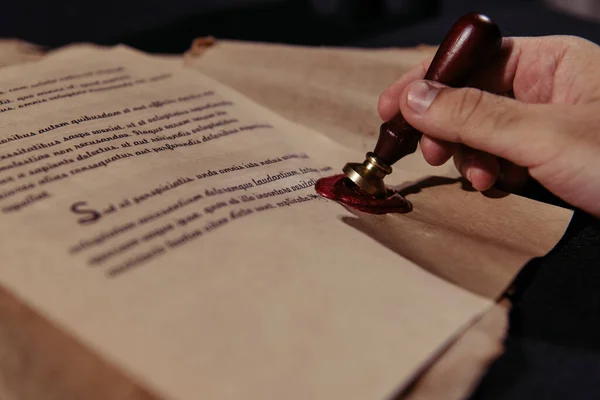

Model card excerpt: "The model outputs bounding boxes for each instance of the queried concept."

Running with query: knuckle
[491,105,522,131]
[559,34,590,48]
[442,88,523,146]
[447,87,485,130]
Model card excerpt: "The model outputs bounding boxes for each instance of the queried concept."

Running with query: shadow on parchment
[339,175,516,301]
[392,175,509,199]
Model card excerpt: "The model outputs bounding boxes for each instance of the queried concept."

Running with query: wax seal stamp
[330,13,503,206]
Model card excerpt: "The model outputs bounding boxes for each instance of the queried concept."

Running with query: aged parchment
[183,38,574,400]
[184,38,572,300]
[0,44,522,400]
[0,39,566,398]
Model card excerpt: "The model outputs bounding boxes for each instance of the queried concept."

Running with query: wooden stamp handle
[373,13,502,166]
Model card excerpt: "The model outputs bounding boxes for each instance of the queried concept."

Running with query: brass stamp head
[342,152,392,198]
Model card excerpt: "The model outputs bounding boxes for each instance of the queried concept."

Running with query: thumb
[399,80,566,168]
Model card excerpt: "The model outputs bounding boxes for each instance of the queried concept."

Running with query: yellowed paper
[184,39,438,159]
[185,39,573,299]
[401,300,510,400]
[186,39,575,399]
[0,39,46,68]
[0,44,570,400]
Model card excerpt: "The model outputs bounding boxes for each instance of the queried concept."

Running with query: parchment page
[0,45,496,400]
[184,38,439,163]
[0,39,46,68]
[182,39,576,400]
[185,39,573,300]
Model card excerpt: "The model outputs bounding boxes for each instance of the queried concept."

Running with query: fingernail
[407,81,442,114]
[463,157,474,183]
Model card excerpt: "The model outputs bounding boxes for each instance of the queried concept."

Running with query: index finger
[467,37,522,94]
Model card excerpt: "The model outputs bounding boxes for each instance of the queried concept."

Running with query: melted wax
[315,174,412,215]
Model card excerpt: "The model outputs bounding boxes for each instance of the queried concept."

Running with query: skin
[378,35,600,218]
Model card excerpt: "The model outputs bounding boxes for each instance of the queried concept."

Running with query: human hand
[378,35,600,217]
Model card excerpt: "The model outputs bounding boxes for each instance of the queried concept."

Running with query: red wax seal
[315,174,412,215]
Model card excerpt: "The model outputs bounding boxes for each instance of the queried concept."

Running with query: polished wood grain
[374,13,502,165]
